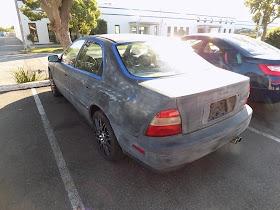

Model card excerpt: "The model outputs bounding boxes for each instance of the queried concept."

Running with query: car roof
[183,33,249,41]
[85,34,165,43]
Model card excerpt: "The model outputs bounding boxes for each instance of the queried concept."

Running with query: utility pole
[14,0,27,51]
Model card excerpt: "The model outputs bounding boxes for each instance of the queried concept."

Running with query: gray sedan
[48,34,252,172]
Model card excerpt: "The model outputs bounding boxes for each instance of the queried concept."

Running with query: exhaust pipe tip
[230,136,242,144]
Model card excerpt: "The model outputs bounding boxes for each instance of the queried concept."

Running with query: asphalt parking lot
[1,87,280,210]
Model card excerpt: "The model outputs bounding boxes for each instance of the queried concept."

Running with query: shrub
[11,67,46,83]
[27,34,34,43]
[50,34,57,44]
[91,19,107,35]
[265,27,280,49]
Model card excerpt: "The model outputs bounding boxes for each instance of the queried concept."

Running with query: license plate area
[208,96,236,122]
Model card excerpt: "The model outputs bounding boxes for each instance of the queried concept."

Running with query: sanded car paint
[48,34,252,172]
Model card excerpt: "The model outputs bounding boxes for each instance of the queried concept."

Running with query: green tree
[69,0,101,38]
[20,0,73,49]
[91,19,107,35]
[20,0,101,49]
[245,0,280,41]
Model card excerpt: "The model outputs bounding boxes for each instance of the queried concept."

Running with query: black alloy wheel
[92,111,124,161]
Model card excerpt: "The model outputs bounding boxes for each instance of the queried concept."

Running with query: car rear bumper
[114,105,252,172]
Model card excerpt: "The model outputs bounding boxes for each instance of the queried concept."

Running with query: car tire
[49,70,61,97]
[92,110,124,161]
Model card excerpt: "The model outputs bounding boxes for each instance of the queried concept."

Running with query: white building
[100,5,235,36]
[14,1,236,46]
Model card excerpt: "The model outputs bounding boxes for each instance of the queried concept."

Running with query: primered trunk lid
[140,67,250,135]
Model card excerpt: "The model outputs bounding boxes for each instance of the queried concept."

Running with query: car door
[54,40,85,101]
[69,39,105,121]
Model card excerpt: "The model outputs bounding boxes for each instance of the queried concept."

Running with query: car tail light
[258,64,280,76]
[245,85,250,105]
[146,109,182,137]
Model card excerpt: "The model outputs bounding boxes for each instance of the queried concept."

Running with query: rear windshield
[116,39,210,78]
[229,35,280,56]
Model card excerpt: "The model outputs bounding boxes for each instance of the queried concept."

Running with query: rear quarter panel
[86,42,177,137]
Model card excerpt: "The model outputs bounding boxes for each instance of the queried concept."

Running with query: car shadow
[0,89,272,209]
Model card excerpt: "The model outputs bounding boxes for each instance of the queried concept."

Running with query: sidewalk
[0,36,62,92]
[0,53,50,86]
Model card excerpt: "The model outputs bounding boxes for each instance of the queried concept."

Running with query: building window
[115,25,120,34]
[167,26,171,37]
[210,18,213,23]
[139,26,148,34]
[198,28,204,33]
[219,19,222,24]
[28,23,39,42]
[131,26,136,34]
[174,27,177,34]
[224,29,227,33]
[204,18,207,23]
[185,27,189,35]
[229,29,232,33]
[154,26,157,35]
[197,17,200,22]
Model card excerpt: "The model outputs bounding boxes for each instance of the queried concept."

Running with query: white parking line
[248,126,280,143]
[31,88,84,210]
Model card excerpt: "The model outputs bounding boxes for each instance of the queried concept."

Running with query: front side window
[116,39,210,78]
[76,41,103,77]
[203,42,223,54]
[185,39,204,53]
[61,40,85,66]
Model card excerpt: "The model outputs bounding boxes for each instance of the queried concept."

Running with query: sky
[0,0,262,29]
[99,0,254,20]
[0,0,18,28]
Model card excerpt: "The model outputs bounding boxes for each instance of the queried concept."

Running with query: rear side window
[76,41,103,77]
[61,40,85,66]
[115,40,210,78]
[230,35,280,55]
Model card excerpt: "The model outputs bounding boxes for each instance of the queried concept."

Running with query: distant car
[182,34,280,102]
[0,31,6,37]
[48,34,252,172]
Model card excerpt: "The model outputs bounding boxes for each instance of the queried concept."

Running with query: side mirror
[48,55,59,62]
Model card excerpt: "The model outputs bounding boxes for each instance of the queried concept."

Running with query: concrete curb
[0,80,50,93]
